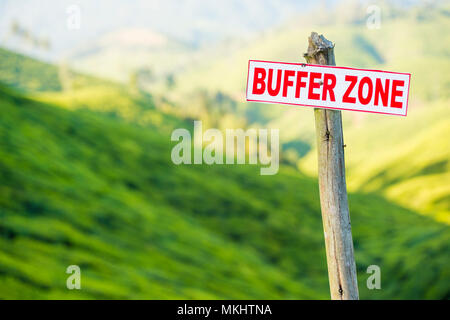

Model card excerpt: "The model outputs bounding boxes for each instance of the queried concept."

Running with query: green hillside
[168,5,450,102]
[0,47,62,92]
[0,84,449,299]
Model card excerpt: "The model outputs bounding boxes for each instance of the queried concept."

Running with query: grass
[0,85,448,299]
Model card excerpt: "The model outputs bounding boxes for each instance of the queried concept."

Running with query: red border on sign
[246,59,411,117]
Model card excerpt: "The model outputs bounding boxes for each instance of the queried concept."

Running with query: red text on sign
[252,67,406,109]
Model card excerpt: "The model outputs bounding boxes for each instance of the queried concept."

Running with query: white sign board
[246,60,411,116]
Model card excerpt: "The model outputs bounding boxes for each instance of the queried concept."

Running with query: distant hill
[0,47,109,92]
[160,5,450,222]
[69,28,196,83]
[299,101,450,223]
[0,47,62,92]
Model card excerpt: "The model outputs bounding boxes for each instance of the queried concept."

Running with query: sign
[246,60,411,116]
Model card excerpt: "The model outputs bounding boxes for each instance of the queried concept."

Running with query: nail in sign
[246,60,411,116]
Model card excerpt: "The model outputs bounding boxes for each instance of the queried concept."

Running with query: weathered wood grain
[304,32,359,300]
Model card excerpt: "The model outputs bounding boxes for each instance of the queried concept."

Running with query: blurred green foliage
[0,84,448,299]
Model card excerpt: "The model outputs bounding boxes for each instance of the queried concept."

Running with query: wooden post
[304,32,359,300]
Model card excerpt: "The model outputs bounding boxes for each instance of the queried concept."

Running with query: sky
[0,0,433,61]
